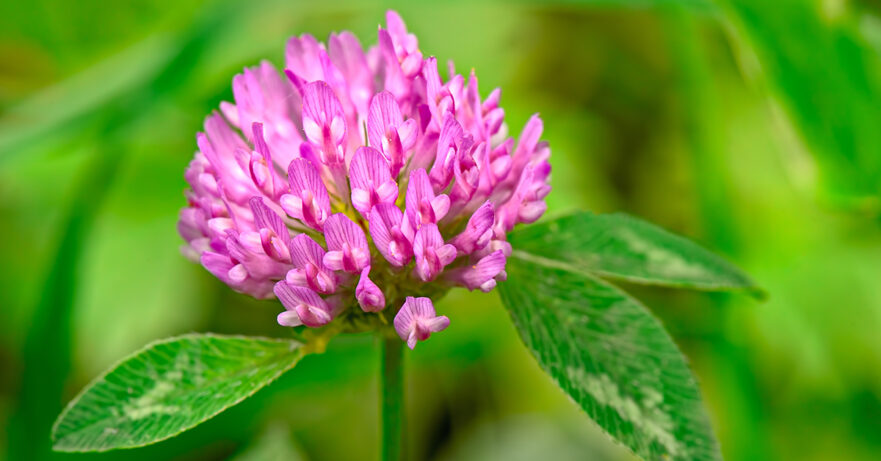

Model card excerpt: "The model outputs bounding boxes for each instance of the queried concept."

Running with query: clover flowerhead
[178,10,551,349]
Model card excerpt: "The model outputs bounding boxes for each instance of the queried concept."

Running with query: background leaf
[5,116,125,461]
[509,212,761,295]
[719,0,881,210]
[52,334,304,452]
[498,256,720,461]
[231,423,308,461]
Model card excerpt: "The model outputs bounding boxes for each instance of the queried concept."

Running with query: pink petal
[393,297,449,350]
[284,158,331,228]
[413,224,454,281]
[436,244,458,266]
[249,197,290,245]
[457,250,506,291]
[302,81,347,158]
[322,251,344,271]
[377,29,407,99]
[349,146,398,215]
[323,213,368,254]
[451,202,494,253]
[286,34,324,82]
[287,158,330,210]
[368,203,412,267]
[273,282,333,327]
[398,119,418,150]
[367,91,403,151]
[429,195,450,221]
[349,146,394,192]
[323,213,370,273]
[376,180,399,203]
[351,189,372,214]
[328,31,372,114]
[355,267,385,312]
[277,310,303,327]
[289,234,325,269]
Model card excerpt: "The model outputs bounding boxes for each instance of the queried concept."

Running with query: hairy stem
[381,335,405,461]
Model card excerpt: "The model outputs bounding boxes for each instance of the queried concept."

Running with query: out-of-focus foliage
[231,424,306,461]
[720,0,881,212]
[2,0,881,460]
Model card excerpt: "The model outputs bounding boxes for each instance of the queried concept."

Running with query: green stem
[381,335,405,461]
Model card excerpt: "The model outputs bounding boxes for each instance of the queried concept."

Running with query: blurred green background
[3,0,881,459]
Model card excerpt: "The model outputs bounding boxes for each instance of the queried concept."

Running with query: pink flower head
[178,10,550,347]
[394,297,450,349]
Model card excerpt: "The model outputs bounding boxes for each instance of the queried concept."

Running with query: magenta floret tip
[393,297,450,349]
[178,10,551,347]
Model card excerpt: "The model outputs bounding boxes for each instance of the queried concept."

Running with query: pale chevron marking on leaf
[614,227,710,282]
[121,381,179,420]
[571,369,679,456]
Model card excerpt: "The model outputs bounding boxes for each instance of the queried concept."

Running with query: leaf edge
[509,211,767,300]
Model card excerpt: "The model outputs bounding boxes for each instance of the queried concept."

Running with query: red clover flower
[178,10,551,348]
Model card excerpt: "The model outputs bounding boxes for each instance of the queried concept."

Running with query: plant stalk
[381,335,405,461]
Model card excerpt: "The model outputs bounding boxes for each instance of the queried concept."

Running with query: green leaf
[509,212,763,297]
[52,334,304,452]
[499,256,721,461]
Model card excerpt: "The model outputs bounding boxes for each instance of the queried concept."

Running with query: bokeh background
[3,0,881,460]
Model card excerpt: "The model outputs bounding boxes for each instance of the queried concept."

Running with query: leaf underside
[52,334,303,452]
